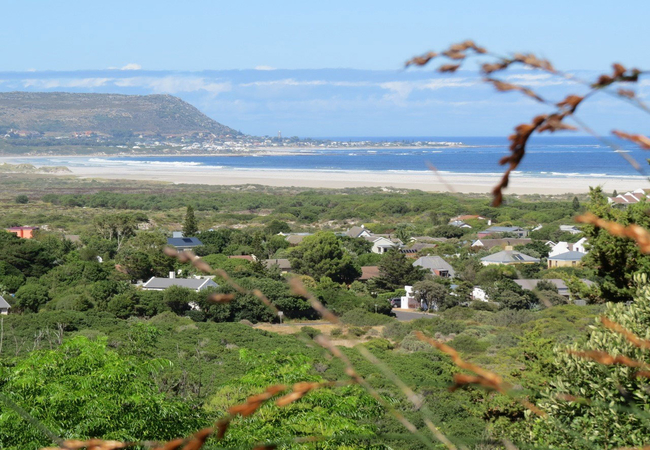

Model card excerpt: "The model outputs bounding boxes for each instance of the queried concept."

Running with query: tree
[394,224,414,243]
[0,337,207,449]
[183,205,198,236]
[289,232,360,283]
[94,214,139,251]
[528,275,650,449]
[375,248,427,291]
[572,196,580,211]
[582,186,650,302]
[431,225,465,239]
[14,195,28,204]
[413,280,448,310]
[263,219,290,235]
[14,283,50,312]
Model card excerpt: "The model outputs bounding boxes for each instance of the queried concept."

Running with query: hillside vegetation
[0,92,240,137]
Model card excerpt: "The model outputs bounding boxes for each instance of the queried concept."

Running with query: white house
[142,272,218,292]
[549,238,587,257]
[471,287,489,302]
[364,235,402,254]
[559,225,582,235]
[400,286,419,309]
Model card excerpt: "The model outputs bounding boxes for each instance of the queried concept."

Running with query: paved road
[392,310,438,321]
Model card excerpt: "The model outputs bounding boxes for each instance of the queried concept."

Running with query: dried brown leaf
[405,51,438,67]
[438,64,461,73]
[576,212,650,253]
[612,130,650,150]
[556,95,583,113]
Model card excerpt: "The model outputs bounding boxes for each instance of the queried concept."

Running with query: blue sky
[1,1,648,136]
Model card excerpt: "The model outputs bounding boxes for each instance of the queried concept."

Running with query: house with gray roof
[284,233,312,246]
[547,251,587,268]
[0,295,11,314]
[263,258,292,273]
[142,276,218,292]
[413,256,455,278]
[478,226,528,238]
[166,236,203,251]
[471,238,532,250]
[480,249,539,266]
[346,225,373,238]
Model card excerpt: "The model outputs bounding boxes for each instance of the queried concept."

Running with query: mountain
[0,92,240,137]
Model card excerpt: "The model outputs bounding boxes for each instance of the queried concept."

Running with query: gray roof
[346,226,367,238]
[167,237,203,248]
[481,250,540,264]
[548,251,586,261]
[471,238,532,249]
[0,295,11,309]
[285,234,311,245]
[412,236,448,243]
[263,258,292,270]
[142,277,217,290]
[413,256,455,277]
[483,226,524,233]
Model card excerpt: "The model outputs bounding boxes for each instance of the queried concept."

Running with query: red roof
[359,266,380,281]
[228,255,255,262]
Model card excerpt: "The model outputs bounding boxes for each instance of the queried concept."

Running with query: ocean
[11,136,650,179]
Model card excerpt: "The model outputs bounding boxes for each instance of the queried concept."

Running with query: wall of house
[548,259,581,268]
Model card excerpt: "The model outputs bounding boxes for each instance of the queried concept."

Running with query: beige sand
[55,165,646,195]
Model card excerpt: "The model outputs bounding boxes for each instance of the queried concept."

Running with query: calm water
[17,136,650,179]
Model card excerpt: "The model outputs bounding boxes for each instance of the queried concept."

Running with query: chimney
[169,271,175,279]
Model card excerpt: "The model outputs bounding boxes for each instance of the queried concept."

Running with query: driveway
[392,309,438,321]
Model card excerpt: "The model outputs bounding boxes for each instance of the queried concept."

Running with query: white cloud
[121,63,142,71]
[254,65,276,71]
[115,76,232,95]
[22,78,113,89]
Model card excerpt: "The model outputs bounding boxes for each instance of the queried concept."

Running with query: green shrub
[382,321,411,341]
[300,326,321,339]
[348,326,366,337]
[441,306,476,320]
[330,327,343,337]
[448,334,490,354]
[487,309,534,327]
[399,331,433,352]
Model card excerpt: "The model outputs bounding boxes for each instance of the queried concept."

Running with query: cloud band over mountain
[0,69,646,137]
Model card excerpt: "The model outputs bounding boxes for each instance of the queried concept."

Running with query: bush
[448,334,489,354]
[441,306,476,320]
[300,326,321,339]
[14,195,28,204]
[487,309,534,327]
[399,331,433,352]
[470,301,499,312]
[348,326,366,337]
[382,321,411,341]
[340,308,393,326]
[330,327,343,337]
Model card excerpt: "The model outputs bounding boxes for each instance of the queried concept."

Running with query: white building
[549,237,588,257]
[0,295,11,315]
[471,287,489,302]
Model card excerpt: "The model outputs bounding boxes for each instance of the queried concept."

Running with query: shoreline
[41,165,649,195]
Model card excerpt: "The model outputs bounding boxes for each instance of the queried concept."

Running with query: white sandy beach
[48,165,647,195]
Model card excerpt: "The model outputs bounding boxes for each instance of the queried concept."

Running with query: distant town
[1,129,464,156]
